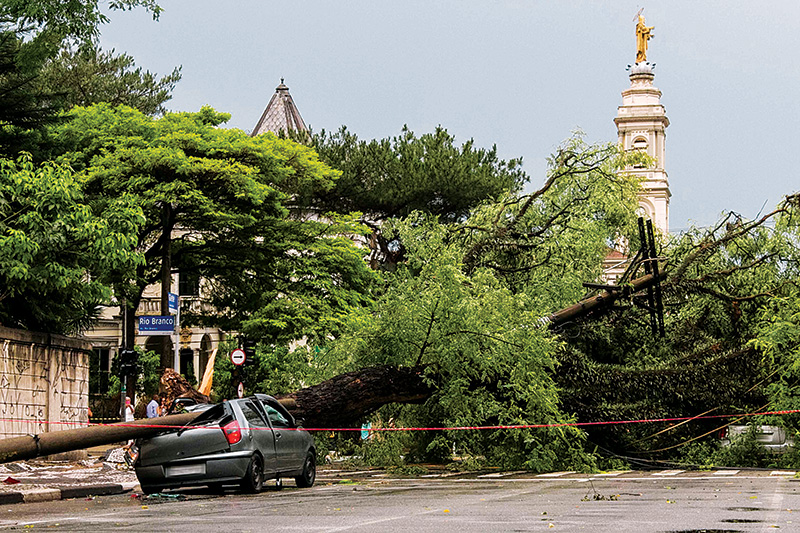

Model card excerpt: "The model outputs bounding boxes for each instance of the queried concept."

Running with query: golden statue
[635,15,654,63]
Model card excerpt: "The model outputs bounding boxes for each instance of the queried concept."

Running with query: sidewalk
[0,446,139,505]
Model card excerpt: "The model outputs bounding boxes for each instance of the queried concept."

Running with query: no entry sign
[230,348,246,366]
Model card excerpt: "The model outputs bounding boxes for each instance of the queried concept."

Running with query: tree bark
[276,365,432,428]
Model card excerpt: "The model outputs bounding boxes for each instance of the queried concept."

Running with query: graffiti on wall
[0,332,90,439]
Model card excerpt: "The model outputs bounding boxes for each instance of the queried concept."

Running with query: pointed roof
[251,79,308,136]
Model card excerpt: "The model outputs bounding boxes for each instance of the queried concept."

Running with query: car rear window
[188,403,231,426]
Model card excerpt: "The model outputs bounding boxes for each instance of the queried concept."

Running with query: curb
[0,483,134,505]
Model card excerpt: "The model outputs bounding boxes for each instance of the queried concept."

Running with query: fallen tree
[0,412,200,464]
[276,365,431,428]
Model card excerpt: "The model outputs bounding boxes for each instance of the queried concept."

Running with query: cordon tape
[2,408,799,432]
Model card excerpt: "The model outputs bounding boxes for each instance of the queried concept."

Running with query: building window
[91,348,111,394]
[632,137,648,168]
[179,272,200,297]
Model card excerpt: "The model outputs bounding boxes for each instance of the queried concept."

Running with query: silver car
[720,425,794,453]
[134,394,316,493]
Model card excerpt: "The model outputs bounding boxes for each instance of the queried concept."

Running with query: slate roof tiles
[251,79,307,136]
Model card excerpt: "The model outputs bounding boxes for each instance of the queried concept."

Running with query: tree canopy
[555,193,800,462]
[297,126,528,268]
[50,104,376,351]
[0,153,143,333]
[0,0,168,154]
[262,135,645,468]
[306,125,527,222]
[36,45,182,116]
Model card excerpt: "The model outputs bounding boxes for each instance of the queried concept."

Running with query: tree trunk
[276,365,432,428]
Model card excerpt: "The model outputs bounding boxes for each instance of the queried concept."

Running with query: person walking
[146,393,161,418]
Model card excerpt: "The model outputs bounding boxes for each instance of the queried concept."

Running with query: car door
[238,400,278,476]
[259,399,305,472]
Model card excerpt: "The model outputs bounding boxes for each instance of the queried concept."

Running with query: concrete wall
[0,326,91,439]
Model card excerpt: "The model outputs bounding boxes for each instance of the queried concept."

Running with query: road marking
[711,470,739,476]
[536,471,576,478]
[769,471,796,476]
[652,470,684,476]
[593,471,630,477]
[421,472,463,478]
[478,471,527,478]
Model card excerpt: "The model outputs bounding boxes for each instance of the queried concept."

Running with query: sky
[99,1,800,231]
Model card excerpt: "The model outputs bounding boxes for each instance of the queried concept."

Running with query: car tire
[241,454,264,493]
[295,452,316,488]
[139,484,157,495]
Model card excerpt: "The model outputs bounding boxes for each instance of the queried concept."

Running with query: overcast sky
[99,1,800,231]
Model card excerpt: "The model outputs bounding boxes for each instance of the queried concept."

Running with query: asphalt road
[1,471,799,532]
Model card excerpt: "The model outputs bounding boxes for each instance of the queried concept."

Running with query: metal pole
[173,294,180,371]
[120,301,127,423]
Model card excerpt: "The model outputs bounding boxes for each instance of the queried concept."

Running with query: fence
[0,326,91,439]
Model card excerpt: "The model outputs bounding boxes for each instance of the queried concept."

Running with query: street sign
[168,292,179,312]
[230,348,246,366]
[137,315,175,335]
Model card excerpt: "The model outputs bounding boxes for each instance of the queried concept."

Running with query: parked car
[719,425,794,453]
[133,394,316,494]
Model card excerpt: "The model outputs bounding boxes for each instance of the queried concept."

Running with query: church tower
[614,15,670,234]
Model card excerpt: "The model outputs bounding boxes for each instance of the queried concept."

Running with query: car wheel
[139,484,158,495]
[241,455,264,493]
[295,452,316,488]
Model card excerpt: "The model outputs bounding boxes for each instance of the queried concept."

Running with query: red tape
[3,408,799,432]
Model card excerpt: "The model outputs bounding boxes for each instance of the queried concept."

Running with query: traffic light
[243,338,257,367]
[118,348,138,375]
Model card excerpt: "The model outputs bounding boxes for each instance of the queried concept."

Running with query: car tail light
[718,427,728,440]
[222,420,242,444]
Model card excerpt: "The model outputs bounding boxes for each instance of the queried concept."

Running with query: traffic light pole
[120,302,129,423]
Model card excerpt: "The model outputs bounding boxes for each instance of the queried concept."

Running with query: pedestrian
[123,396,136,449]
[146,393,161,418]
[124,396,135,423]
